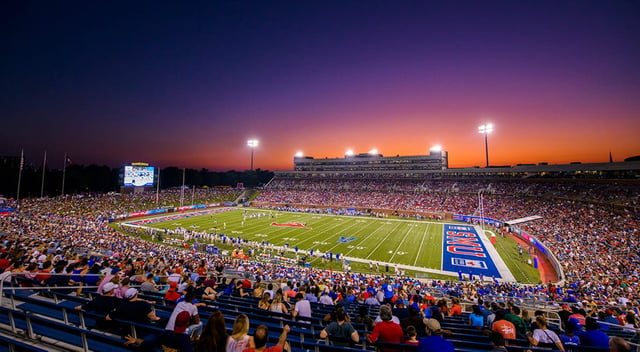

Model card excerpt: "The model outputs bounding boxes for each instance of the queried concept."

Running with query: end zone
[442,224,515,281]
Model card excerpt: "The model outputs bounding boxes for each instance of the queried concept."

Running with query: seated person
[320,307,359,346]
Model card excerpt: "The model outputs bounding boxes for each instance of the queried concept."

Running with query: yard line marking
[364,222,404,260]
[413,221,432,267]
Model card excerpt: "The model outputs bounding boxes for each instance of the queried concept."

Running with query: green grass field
[137,208,540,283]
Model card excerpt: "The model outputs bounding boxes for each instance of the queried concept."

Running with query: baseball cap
[102,282,118,293]
[424,318,441,332]
[124,288,138,299]
[173,311,191,333]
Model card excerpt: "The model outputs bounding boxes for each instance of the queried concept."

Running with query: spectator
[75,281,121,330]
[124,310,193,352]
[367,305,404,349]
[353,305,375,331]
[320,307,359,346]
[165,288,201,339]
[417,319,454,352]
[559,321,580,348]
[505,306,527,338]
[258,292,271,310]
[107,288,160,325]
[269,292,289,315]
[449,297,462,316]
[526,316,564,351]
[405,325,419,345]
[609,336,632,352]
[226,314,253,352]
[488,331,508,352]
[140,273,158,293]
[292,292,312,323]
[242,324,290,352]
[401,306,426,333]
[197,310,228,352]
[577,317,610,349]
[492,310,516,340]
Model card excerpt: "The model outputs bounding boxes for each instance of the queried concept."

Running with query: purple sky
[2,0,639,171]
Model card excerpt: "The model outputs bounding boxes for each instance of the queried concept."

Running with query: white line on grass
[389,222,418,263]
[413,222,432,267]
[364,222,404,260]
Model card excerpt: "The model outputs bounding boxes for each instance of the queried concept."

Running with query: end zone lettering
[445,230,486,257]
[452,258,488,269]
[448,226,471,231]
[442,224,502,278]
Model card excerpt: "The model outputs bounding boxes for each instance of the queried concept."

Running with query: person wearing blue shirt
[381,279,394,304]
[577,317,610,349]
[417,319,454,352]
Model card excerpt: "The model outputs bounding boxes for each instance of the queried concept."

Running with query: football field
[127,208,527,281]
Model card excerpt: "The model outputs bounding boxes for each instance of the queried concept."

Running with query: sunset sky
[2,1,639,171]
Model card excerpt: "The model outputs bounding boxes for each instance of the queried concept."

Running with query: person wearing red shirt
[367,305,404,351]
[449,297,462,316]
[35,261,53,282]
[165,281,181,301]
[492,310,516,339]
[242,324,289,352]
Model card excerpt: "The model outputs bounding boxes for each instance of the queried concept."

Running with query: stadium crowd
[0,180,639,351]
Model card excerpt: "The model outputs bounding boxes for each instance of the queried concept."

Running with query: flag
[65,156,73,166]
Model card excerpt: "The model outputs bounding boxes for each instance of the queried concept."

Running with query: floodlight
[478,123,493,134]
[247,139,259,170]
[295,151,303,158]
[477,123,494,167]
[345,149,354,156]
[368,148,378,155]
[430,145,442,152]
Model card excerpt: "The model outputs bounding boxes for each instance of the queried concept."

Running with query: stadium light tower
[345,149,354,157]
[478,123,493,167]
[247,139,259,171]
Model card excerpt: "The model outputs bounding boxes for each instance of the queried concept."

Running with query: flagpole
[40,150,47,198]
[155,167,160,204]
[180,168,185,207]
[61,153,67,196]
[16,148,24,202]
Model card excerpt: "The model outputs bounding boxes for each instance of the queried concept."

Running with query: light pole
[247,139,259,171]
[478,123,493,168]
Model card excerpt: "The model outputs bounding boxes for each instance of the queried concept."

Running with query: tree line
[0,157,273,199]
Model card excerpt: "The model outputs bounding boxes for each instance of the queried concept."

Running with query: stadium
[0,151,639,352]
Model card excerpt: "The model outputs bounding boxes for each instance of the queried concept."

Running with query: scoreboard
[123,165,155,187]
